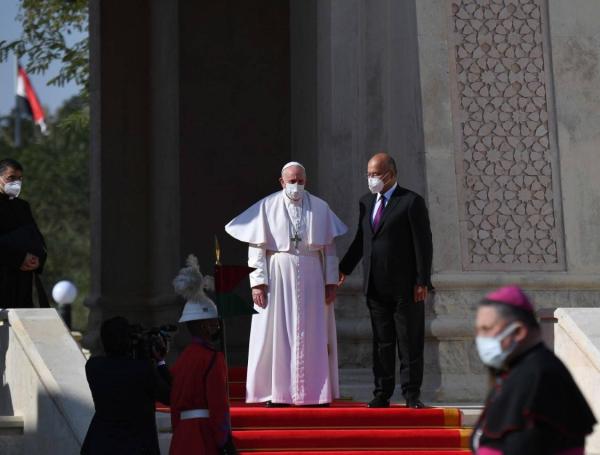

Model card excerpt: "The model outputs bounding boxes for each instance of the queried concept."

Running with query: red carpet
[229,366,247,382]
[159,366,471,453]
[229,380,246,399]
[235,427,469,450]
[232,405,461,429]
[240,452,469,455]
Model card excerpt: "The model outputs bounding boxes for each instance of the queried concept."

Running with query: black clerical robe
[0,193,48,308]
[471,343,596,455]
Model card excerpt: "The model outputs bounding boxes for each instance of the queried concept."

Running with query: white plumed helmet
[173,255,219,322]
[178,301,218,322]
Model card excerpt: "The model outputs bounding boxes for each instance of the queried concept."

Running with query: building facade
[86,0,600,401]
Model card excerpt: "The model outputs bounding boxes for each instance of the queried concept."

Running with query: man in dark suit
[82,317,171,455]
[339,152,433,409]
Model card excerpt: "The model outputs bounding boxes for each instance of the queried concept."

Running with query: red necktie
[372,194,386,230]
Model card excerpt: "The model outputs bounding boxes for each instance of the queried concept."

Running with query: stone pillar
[86,0,175,352]
[147,0,181,314]
[415,0,600,401]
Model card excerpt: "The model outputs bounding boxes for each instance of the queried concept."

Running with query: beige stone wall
[405,0,600,402]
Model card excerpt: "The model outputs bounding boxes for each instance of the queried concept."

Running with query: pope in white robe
[225,162,347,406]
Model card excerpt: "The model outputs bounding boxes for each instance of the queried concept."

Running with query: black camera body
[129,324,177,360]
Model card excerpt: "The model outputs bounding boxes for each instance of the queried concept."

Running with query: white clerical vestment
[225,190,347,405]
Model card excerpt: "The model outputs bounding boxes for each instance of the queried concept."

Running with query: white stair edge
[0,416,24,435]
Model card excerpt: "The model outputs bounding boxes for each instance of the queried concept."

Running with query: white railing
[544,308,600,455]
[0,309,93,454]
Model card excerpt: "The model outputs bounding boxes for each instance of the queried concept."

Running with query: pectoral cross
[291,233,302,249]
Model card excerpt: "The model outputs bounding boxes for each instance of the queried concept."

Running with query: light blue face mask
[475,322,520,369]
[3,180,21,198]
[285,183,304,201]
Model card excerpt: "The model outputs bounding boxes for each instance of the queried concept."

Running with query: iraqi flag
[16,64,47,134]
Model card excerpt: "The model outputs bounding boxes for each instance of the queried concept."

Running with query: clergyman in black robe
[0,158,48,308]
[471,286,596,455]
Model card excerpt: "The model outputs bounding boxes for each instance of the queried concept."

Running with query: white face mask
[475,322,520,370]
[368,176,385,194]
[3,181,22,198]
[285,183,304,201]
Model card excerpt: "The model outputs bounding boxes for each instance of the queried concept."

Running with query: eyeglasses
[0,175,23,183]
[366,172,388,179]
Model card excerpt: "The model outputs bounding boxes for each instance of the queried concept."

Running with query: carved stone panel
[448,0,565,270]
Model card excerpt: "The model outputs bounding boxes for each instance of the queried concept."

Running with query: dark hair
[479,300,540,329]
[100,316,131,355]
[0,159,23,175]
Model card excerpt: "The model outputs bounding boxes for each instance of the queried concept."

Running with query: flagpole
[14,55,21,148]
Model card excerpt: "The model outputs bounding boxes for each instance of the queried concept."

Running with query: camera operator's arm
[152,341,172,405]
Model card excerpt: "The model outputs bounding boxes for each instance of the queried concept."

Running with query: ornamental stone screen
[448,0,565,270]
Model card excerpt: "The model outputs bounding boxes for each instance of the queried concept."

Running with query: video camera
[129,324,177,360]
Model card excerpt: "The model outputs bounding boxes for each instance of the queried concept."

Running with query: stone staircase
[155,366,482,455]
[155,403,481,455]
[0,309,93,455]
[0,416,24,454]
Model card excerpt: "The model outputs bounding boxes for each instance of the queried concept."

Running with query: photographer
[81,316,171,455]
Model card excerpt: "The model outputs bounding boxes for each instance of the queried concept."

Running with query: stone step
[0,416,24,435]
[155,404,482,434]
[0,416,24,455]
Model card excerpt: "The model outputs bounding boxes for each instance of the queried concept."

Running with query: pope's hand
[252,285,268,308]
[337,272,346,287]
[325,284,337,305]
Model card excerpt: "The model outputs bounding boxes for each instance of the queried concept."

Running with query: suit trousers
[367,293,424,401]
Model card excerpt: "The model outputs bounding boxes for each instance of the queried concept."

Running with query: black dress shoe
[367,396,390,408]
[406,398,426,409]
[265,401,290,408]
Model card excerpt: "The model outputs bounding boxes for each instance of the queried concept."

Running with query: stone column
[415,0,600,401]
[147,0,181,315]
[85,0,182,351]
[87,0,153,349]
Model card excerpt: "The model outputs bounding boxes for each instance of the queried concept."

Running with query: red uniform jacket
[169,338,230,455]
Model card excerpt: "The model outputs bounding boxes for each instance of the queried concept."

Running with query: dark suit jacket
[339,185,433,299]
[81,356,171,455]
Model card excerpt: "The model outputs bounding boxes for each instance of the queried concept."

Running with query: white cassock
[225,190,347,405]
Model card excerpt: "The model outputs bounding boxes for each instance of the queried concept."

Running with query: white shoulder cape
[225,191,347,251]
